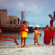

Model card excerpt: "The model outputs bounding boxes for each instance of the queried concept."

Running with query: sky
[0,0,55,26]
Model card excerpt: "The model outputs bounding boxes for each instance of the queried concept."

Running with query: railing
[0,35,19,45]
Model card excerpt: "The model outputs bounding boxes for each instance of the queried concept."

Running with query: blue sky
[0,0,55,26]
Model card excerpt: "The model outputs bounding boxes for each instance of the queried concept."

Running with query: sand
[0,45,55,55]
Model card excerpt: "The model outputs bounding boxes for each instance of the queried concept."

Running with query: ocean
[0,30,55,45]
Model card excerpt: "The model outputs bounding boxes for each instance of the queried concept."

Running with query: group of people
[0,18,55,47]
[44,18,55,45]
[20,18,55,47]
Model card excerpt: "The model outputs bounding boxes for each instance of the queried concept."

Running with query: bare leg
[37,43,40,45]
[37,41,40,45]
[37,39,39,45]
[21,38,24,45]
[52,37,54,45]
[24,37,26,46]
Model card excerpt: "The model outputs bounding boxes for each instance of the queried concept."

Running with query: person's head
[35,27,38,30]
[23,21,26,25]
[46,25,48,28]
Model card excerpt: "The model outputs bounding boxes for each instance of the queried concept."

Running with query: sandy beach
[0,45,55,55]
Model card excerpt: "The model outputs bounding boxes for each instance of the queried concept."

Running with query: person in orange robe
[20,21,29,47]
[33,27,42,45]
[44,25,50,44]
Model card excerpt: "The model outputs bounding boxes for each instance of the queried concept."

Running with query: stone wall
[0,9,8,25]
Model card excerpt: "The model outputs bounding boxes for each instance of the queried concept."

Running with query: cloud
[0,0,43,13]
[16,1,43,13]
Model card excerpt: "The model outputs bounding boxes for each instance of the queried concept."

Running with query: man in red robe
[49,14,54,45]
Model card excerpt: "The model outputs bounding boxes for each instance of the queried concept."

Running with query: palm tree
[49,11,55,20]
